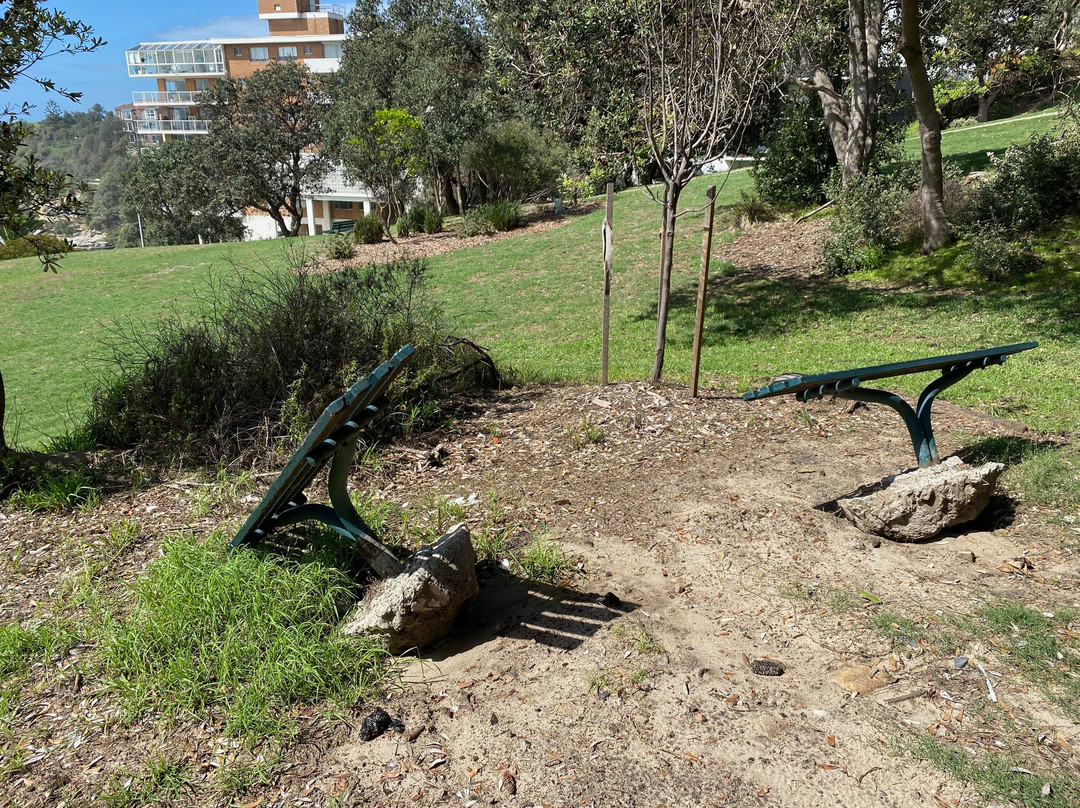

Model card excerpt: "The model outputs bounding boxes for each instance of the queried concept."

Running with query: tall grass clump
[96,534,392,741]
[84,257,500,459]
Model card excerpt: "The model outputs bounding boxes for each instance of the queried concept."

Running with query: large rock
[837,456,1004,542]
[340,523,478,653]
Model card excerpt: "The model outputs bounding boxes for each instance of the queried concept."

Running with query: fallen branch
[796,200,835,224]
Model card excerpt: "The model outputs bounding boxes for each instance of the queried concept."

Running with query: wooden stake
[601,182,614,386]
[690,186,717,398]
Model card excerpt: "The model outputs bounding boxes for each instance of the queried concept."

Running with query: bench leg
[830,387,937,468]
[326,440,406,578]
[914,365,978,465]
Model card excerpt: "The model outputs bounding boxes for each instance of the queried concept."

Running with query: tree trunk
[798,0,884,185]
[976,88,997,123]
[651,181,681,383]
[899,0,952,252]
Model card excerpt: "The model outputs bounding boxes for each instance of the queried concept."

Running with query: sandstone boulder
[837,456,1004,542]
[339,523,478,653]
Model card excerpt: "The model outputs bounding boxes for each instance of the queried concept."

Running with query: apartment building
[120,1,375,239]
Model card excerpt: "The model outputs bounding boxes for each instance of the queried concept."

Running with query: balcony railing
[309,2,347,14]
[135,119,210,134]
[132,91,204,106]
[126,44,225,77]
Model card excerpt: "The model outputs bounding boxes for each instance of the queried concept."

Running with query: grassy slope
[3,112,1078,448]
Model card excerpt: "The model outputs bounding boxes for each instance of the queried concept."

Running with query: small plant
[106,518,143,552]
[395,214,412,238]
[632,626,663,655]
[213,757,277,799]
[191,466,254,517]
[422,206,444,234]
[474,526,511,562]
[512,537,574,585]
[568,416,604,450]
[820,169,909,277]
[732,191,774,229]
[827,589,857,612]
[587,668,612,694]
[323,233,354,260]
[352,213,384,245]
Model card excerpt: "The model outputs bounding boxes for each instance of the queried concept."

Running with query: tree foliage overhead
[201,60,330,238]
[330,0,489,213]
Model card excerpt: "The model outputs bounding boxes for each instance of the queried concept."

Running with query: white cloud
[151,15,267,41]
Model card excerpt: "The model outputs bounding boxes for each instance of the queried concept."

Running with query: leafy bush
[946,116,979,130]
[85,257,500,459]
[459,208,494,237]
[422,206,443,234]
[965,129,1080,234]
[323,233,354,260]
[820,172,907,277]
[962,224,1042,282]
[0,233,74,261]
[352,213,384,245]
[752,93,836,207]
[462,121,567,201]
[397,205,443,238]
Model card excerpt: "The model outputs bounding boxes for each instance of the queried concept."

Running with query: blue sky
[8,1,270,118]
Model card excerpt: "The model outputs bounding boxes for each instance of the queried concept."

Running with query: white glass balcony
[135,119,210,134]
[132,91,204,106]
[126,43,225,77]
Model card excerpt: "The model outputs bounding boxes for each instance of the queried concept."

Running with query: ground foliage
[84,256,500,461]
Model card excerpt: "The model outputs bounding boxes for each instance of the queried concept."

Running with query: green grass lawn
[903,110,1062,173]
[2,108,1077,448]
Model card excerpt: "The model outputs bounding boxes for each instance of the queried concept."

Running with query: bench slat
[742,342,1038,401]
[230,345,415,551]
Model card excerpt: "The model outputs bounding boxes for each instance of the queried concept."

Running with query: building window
[250,47,269,62]
[332,201,354,210]
[233,47,243,57]
[274,3,281,9]
[303,45,312,55]
[277,46,297,61]
[195,79,210,91]
[323,43,342,59]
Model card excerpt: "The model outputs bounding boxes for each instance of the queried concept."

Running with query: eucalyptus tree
[201,61,330,238]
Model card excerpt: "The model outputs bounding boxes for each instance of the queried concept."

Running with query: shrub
[946,116,979,130]
[462,121,567,201]
[0,233,74,261]
[459,208,494,237]
[352,214,384,245]
[85,257,501,459]
[397,205,443,238]
[752,92,836,207]
[820,172,907,277]
[962,224,1042,282]
[732,192,774,229]
[965,129,1080,234]
[481,200,522,231]
[323,233,354,260]
[422,206,443,234]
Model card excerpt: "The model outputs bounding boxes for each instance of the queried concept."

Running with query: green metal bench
[327,220,355,235]
[229,344,414,577]
[742,342,1038,468]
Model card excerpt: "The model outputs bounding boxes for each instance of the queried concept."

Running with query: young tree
[899,0,952,251]
[332,107,425,231]
[1,0,102,452]
[120,139,245,245]
[640,0,796,381]
[201,61,330,238]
